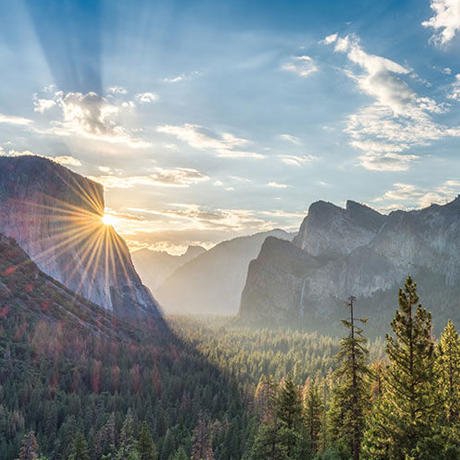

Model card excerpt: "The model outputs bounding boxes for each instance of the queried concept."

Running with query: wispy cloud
[134,92,157,104]
[279,134,301,145]
[89,167,209,189]
[157,124,266,159]
[267,181,288,188]
[107,86,127,94]
[373,180,460,210]
[281,55,317,77]
[422,0,460,45]
[279,154,317,167]
[323,33,460,171]
[0,114,33,125]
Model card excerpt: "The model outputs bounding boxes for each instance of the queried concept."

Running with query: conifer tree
[329,296,370,460]
[138,421,157,460]
[17,431,39,460]
[116,410,139,460]
[363,277,440,459]
[191,417,213,460]
[437,319,460,425]
[305,383,323,454]
[68,432,90,460]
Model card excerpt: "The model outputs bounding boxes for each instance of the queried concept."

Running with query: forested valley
[3,247,460,460]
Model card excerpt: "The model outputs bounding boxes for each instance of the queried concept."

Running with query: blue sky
[1,0,460,253]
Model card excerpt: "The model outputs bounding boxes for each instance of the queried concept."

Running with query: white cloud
[163,71,201,84]
[0,114,33,125]
[449,74,460,101]
[422,0,460,45]
[374,180,460,210]
[90,168,209,189]
[157,124,266,159]
[279,134,301,144]
[267,181,288,188]
[0,149,81,168]
[134,92,157,104]
[279,154,318,167]
[53,155,82,167]
[107,86,127,94]
[34,98,56,113]
[323,33,460,171]
[281,55,318,77]
[50,91,150,148]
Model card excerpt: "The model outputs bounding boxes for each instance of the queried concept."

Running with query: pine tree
[437,320,460,425]
[68,432,90,460]
[17,431,39,460]
[191,417,213,460]
[169,446,188,460]
[329,296,370,460]
[362,277,441,459]
[305,383,323,454]
[116,410,140,460]
[138,421,157,460]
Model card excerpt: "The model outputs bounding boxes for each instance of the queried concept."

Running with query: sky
[1,0,460,254]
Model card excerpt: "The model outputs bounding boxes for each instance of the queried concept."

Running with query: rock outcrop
[239,197,460,334]
[0,155,160,317]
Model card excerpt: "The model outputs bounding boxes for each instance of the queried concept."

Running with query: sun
[101,213,116,227]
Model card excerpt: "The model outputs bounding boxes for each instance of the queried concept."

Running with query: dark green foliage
[329,297,370,460]
[68,432,90,460]
[362,277,442,459]
[305,383,323,454]
[138,421,157,460]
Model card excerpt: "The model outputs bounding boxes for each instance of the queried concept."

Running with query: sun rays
[5,165,138,311]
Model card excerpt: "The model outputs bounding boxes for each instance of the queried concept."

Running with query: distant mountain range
[238,198,460,335]
[153,229,293,316]
[132,245,206,291]
[0,156,160,318]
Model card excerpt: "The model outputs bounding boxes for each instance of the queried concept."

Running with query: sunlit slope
[0,155,159,317]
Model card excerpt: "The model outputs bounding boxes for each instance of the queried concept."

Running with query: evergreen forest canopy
[3,235,460,459]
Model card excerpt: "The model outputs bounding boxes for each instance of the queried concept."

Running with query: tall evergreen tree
[305,383,323,454]
[363,277,440,460]
[437,319,460,425]
[68,432,90,460]
[329,296,370,460]
[16,431,39,460]
[138,421,157,460]
[116,410,139,460]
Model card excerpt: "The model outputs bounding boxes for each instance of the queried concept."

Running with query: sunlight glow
[102,213,116,227]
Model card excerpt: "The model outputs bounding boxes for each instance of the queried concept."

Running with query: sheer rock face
[239,197,460,330]
[293,200,386,257]
[0,156,160,317]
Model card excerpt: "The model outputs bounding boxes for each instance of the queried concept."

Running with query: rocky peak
[293,199,386,258]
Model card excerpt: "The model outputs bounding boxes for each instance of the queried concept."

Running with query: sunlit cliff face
[0,156,155,313]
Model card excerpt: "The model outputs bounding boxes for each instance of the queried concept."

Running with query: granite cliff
[239,198,460,334]
[0,155,160,317]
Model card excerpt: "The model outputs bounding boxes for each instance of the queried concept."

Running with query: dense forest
[2,233,460,459]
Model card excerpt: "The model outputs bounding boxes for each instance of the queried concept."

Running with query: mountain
[132,245,206,291]
[156,229,294,315]
[0,231,247,460]
[238,198,460,334]
[0,155,160,317]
